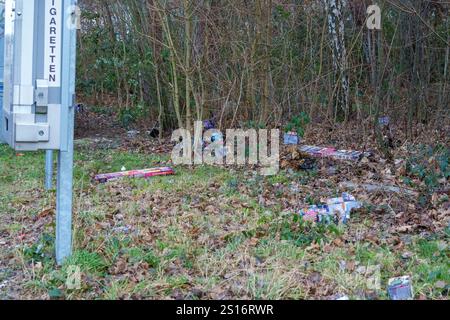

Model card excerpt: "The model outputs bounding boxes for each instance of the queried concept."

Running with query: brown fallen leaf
[248,237,259,247]
[347,261,356,272]
[36,208,54,220]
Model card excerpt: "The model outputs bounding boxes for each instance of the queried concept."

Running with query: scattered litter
[114,214,125,221]
[322,166,338,176]
[401,252,413,260]
[0,280,9,290]
[388,276,414,300]
[112,225,133,234]
[121,166,127,172]
[299,193,362,224]
[127,130,140,139]
[378,116,390,126]
[208,132,229,158]
[300,145,372,161]
[16,153,25,157]
[203,119,216,130]
[339,260,347,271]
[340,182,418,197]
[290,183,301,193]
[211,132,224,143]
[95,167,175,183]
[336,295,350,300]
[284,132,299,145]
[147,128,160,138]
[75,103,85,113]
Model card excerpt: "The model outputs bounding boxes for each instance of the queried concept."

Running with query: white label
[44,0,62,87]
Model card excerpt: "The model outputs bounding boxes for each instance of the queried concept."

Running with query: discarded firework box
[95,167,175,183]
[388,276,414,300]
[299,145,371,161]
[284,132,300,145]
[299,193,362,224]
[333,150,368,161]
[300,145,336,158]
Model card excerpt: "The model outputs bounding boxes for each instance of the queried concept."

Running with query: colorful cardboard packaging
[299,193,362,224]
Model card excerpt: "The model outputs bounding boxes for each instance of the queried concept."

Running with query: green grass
[0,143,448,300]
[65,250,109,275]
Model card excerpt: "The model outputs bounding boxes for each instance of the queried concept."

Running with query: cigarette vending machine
[1,0,73,151]
[1,0,78,264]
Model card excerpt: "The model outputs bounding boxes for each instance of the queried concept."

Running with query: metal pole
[56,128,74,265]
[45,150,53,190]
[56,0,77,265]
[0,2,4,145]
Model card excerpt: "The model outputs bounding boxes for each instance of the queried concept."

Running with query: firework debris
[388,276,414,300]
[299,193,362,224]
[299,145,372,162]
[95,167,175,183]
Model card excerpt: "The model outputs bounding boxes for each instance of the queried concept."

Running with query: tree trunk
[324,0,350,121]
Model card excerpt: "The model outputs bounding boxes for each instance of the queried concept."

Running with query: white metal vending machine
[2,0,68,151]
[1,0,78,264]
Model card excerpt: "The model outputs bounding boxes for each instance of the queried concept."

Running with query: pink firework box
[321,148,338,157]
[95,167,175,183]
[300,145,336,158]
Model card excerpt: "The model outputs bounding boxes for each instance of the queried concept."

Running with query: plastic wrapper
[388,276,414,300]
[284,132,299,145]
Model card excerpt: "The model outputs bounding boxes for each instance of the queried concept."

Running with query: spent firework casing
[95,167,175,183]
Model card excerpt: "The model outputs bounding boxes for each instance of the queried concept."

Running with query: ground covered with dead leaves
[0,122,448,300]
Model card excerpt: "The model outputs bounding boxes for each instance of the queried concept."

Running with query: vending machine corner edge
[0,1,5,144]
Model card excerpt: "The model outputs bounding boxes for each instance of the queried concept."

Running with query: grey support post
[0,3,4,144]
[45,150,53,190]
[56,0,78,265]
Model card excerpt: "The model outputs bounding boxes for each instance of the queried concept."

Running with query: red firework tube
[95,167,175,183]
